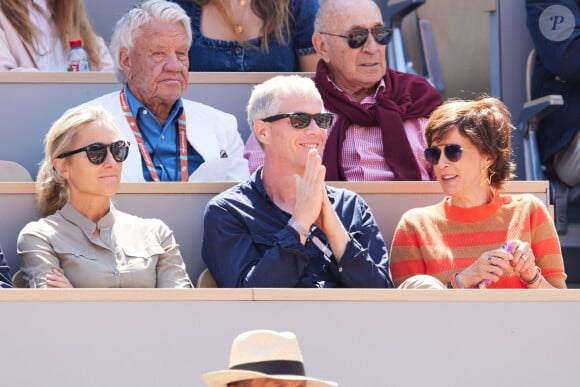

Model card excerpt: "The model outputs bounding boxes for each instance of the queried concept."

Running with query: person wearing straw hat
[202,329,337,387]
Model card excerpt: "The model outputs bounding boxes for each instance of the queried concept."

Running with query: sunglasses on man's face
[424,144,463,165]
[262,112,335,129]
[320,26,393,49]
[57,140,130,165]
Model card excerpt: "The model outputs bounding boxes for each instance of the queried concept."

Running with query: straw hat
[202,330,337,387]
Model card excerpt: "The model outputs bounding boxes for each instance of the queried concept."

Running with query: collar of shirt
[124,87,188,181]
[124,86,184,136]
[327,76,386,106]
[324,76,393,180]
[59,201,116,237]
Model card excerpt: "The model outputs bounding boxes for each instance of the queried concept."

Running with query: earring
[487,167,496,186]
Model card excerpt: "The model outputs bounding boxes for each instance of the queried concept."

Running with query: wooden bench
[0,180,549,282]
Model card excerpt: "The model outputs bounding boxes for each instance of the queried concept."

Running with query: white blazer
[72,91,249,182]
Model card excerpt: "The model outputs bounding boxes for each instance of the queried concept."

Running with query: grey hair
[110,0,192,84]
[37,106,122,216]
[315,0,381,32]
[247,75,324,130]
[314,0,332,32]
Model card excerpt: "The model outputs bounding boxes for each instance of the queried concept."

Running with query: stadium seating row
[0,180,550,283]
[0,71,285,179]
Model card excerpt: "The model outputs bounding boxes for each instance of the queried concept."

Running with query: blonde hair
[0,0,106,70]
[37,106,121,216]
[246,75,323,150]
[247,75,323,129]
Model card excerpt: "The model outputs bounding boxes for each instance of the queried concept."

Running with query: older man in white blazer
[70,0,248,182]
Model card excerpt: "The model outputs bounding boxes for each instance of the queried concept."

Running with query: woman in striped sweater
[390,97,566,289]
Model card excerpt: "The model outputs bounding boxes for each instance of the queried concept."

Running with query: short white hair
[110,0,192,84]
[247,75,323,129]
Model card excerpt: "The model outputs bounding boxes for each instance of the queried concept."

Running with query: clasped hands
[456,240,537,288]
[290,149,350,261]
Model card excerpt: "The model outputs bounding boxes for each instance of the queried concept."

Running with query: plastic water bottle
[67,39,90,72]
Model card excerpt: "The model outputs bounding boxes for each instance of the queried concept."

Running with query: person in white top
[0,0,113,71]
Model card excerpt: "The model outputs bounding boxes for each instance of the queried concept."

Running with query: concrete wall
[1,289,579,387]
[85,0,135,44]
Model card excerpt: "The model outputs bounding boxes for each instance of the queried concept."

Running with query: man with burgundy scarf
[244,0,442,181]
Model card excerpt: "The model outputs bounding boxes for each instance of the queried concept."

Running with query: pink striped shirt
[339,117,432,181]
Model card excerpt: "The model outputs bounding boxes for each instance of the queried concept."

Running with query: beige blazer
[0,8,113,71]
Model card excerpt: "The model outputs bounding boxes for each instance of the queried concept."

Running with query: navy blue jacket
[0,247,14,288]
[526,0,580,162]
[202,169,393,288]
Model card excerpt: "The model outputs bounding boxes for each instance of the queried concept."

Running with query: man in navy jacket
[202,75,392,288]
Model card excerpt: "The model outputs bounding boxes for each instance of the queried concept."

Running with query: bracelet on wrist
[528,275,543,289]
[521,266,541,286]
[447,273,464,289]
[454,273,465,289]
[288,218,310,238]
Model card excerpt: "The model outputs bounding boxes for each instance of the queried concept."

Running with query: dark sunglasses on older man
[57,140,130,165]
[262,112,334,129]
[320,26,393,49]
[424,144,463,165]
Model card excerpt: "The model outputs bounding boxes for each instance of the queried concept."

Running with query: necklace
[216,0,249,37]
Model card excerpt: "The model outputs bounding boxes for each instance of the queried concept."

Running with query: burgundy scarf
[314,60,442,181]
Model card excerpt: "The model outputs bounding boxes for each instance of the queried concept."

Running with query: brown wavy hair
[424,96,516,189]
[1,0,104,69]
[193,0,292,50]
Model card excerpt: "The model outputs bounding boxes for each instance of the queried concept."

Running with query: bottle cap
[69,39,82,47]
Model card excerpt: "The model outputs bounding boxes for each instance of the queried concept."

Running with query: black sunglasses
[262,112,334,129]
[424,144,463,165]
[320,26,393,49]
[57,140,130,165]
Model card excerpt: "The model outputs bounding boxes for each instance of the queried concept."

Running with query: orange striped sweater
[390,192,566,288]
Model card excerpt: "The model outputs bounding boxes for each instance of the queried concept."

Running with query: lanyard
[120,89,188,182]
